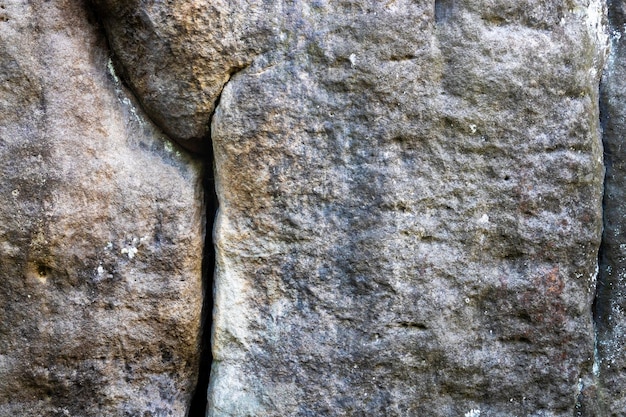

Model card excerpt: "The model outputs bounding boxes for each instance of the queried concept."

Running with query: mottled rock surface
[2,0,614,416]
[207,2,606,415]
[597,0,626,415]
[93,0,608,415]
[0,1,204,416]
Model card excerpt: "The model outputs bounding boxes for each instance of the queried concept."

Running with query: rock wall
[208,2,606,416]
[2,0,626,416]
[0,1,204,416]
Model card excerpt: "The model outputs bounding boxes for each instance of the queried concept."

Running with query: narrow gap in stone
[188,67,246,417]
[188,157,217,417]
[592,1,613,405]
[593,70,610,338]
[88,5,244,412]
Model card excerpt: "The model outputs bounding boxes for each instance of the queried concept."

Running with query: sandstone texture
[0,1,204,416]
[1,0,618,416]
[597,0,626,415]
[91,0,609,415]
[208,2,606,415]
[89,0,278,153]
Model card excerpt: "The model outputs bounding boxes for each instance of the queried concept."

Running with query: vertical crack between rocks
[188,67,246,417]
[593,70,609,409]
[90,12,220,416]
[188,153,217,417]
[592,0,614,409]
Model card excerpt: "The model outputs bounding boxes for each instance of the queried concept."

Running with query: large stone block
[208,1,606,415]
[5,0,611,415]
[0,1,204,416]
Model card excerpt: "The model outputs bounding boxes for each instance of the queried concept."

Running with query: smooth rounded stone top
[89,0,281,153]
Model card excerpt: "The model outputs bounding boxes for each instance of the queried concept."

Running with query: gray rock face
[90,0,609,415]
[0,1,204,416]
[208,2,606,415]
[1,0,616,416]
[597,1,626,415]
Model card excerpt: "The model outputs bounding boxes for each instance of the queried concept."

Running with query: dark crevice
[594,73,610,338]
[594,0,620,358]
[187,66,249,416]
[593,1,616,411]
[188,68,246,416]
[188,158,218,417]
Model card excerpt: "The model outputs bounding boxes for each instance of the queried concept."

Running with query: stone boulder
[208,1,606,415]
[0,0,615,415]
[0,1,204,416]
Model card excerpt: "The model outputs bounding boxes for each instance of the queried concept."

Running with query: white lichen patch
[349,53,357,67]
[121,96,145,127]
[108,58,147,128]
[465,409,481,417]
[107,58,121,84]
[120,236,149,260]
[121,246,138,259]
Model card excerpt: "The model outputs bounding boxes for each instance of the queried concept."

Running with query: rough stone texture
[0,1,204,416]
[597,0,626,415]
[91,0,608,415]
[2,0,614,416]
[89,0,279,153]
[207,2,606,415]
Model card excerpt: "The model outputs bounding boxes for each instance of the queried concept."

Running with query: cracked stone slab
[0,1,204,416]
[78,0,608,415]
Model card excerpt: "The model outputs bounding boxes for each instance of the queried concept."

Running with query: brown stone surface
[89,0,608,415]
[89,0,278,153]
[0,1,204,416]
[0,0,615,415]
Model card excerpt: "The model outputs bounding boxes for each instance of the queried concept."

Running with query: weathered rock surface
[207,2,606,415]
[597,0,626,415]
[0,1,204,416]
[89,0,278,153]
[1,0,615,415]
[92,0,608,415]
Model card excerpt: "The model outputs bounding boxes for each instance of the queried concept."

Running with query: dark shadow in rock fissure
[593,2,619,412]
[188,154,218,417]
[594,70,610,339]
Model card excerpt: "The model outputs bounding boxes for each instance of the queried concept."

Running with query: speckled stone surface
[0,2,204,415]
